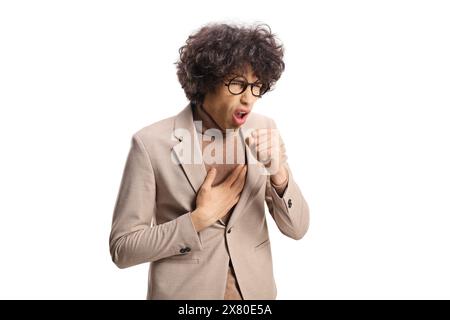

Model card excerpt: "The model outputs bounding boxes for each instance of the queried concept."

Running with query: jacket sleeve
[109,133,202,269]
[264,120,310,240]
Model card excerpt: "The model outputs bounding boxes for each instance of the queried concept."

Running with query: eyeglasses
[224,76,270,98]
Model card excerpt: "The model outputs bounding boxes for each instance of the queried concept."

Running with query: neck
[192,102,238,137]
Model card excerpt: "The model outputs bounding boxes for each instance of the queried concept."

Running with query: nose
[240,85,257,106]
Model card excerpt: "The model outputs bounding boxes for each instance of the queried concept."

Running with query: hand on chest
[198,131,247,186]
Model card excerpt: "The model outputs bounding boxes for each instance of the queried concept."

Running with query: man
[109,23,310,300]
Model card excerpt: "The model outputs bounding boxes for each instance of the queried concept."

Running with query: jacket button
[179,248,186,253]
[227,229,232,234]
[288,199,292,208]
[184,247,191,252]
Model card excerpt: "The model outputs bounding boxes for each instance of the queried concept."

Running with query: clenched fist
[245,129,288,186]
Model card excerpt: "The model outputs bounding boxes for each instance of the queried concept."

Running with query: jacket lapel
[226,125,266,230]
[171,104,207,194]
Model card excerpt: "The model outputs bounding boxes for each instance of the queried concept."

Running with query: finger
[231,195,240,208]
[202,167,216,189]
[254,138,271,151]
[254,132,280,149]
[252,129,276,142]
[246,136,264,151]
[247,136,271,158]
[251,129,271,139]
[256,148,272,163]
[256,143,273,154]
[224,164,244,186]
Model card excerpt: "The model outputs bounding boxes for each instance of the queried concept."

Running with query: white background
[1,1,449,299]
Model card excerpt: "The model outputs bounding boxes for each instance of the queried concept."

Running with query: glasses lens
[228,77,246,95]
[252,83,269,97]
[252,85,262,97]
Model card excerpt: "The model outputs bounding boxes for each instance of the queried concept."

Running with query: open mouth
[235,111,248,119]
[232,110,250,125]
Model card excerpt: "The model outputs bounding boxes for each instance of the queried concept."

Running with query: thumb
[202,167,216,188]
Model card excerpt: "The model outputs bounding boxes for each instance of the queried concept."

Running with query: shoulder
[134,115,175,140]
[129,114,177,152]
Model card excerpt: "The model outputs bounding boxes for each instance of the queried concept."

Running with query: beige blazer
[109,104,310,299]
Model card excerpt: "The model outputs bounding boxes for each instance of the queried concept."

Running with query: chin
[229,123,241,129]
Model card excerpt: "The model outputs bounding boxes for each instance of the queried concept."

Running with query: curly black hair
[176,22,285,105]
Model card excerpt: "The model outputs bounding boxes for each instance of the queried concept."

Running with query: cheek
[229,95,241,109]
[221,97,237,114]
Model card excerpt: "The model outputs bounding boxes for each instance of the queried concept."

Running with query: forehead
[229,65,259,82]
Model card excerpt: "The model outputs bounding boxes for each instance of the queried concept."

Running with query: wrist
[191,207,216,232]
[270,165,288,186]
[191,208,204,232]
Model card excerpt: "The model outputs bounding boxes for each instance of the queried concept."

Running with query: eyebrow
[230,75,261,84]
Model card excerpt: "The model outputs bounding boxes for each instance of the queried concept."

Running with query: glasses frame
[224,76,270,98]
